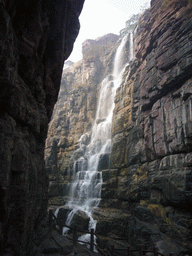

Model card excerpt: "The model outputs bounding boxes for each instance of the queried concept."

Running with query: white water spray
[58,31,134,245]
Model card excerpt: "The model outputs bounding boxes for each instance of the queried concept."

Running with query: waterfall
[58,31,134,244]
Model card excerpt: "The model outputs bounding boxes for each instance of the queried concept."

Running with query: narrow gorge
[45,0,192,254]
[0,0,192,255]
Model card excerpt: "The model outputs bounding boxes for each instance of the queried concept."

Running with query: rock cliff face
[45,0,192,254]
[106,0,192,253]
[0,0,84,255]
[45,33,120,206]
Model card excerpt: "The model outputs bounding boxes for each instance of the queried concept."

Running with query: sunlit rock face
[0,0,84,255]
[45,0,192,254]
[45,33,120,206]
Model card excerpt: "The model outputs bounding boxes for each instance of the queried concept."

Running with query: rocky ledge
[45,33,121,210]
[30,229,100,256]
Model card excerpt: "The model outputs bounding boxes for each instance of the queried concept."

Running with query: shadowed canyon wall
[45,0,192,254]
[0,0,84,255]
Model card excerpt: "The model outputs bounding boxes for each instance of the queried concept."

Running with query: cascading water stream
[58,31,134,245]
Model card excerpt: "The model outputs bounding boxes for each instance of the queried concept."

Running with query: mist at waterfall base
[55,31,134,249]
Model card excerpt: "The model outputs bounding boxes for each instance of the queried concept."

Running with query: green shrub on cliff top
[119,14,140,37]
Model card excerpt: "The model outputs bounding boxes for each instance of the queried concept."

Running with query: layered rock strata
[0,0,84,255]
[45,0,192,254]
[104,0,192,253]
[45,33,120,206]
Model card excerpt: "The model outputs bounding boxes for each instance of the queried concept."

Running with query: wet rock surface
[45,0,192,255]
[30,229,100,256]
[57,207,90,233]
[45,33,120,206]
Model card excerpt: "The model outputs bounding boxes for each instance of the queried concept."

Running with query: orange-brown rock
[45,34,120,207]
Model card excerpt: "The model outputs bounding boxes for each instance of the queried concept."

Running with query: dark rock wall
[0,0,84,254]
[106,0,192,253]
